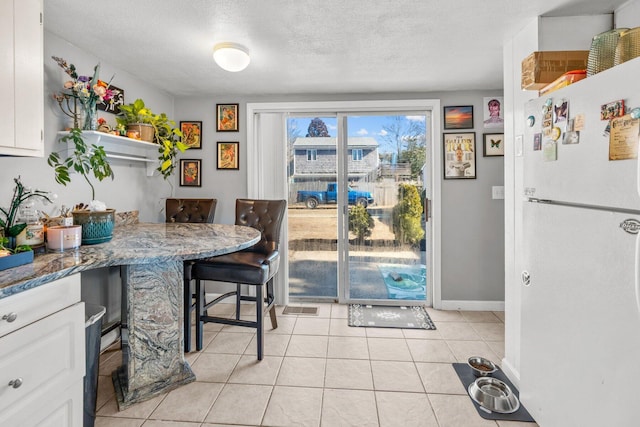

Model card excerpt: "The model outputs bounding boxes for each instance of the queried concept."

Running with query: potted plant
[117,98,188,180]
[48,127,116,245]
[0,177,54,269]
[115,98,155,142]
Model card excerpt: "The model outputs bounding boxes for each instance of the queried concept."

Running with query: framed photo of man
[483,97,504,129]
[443,132,476,179]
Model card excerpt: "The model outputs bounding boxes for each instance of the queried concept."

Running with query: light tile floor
[94,303,538,427]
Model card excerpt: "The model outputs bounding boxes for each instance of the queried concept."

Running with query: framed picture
[97,84,124,114]
[482,97,504,129]
[180,121,202,149]
[179,159,201,187]
[444,105,474,130]
[216,103,239,132]
[483,133,504,157]
[217,141,239,170]
[443,132,476,179]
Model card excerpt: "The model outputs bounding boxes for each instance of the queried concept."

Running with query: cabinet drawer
[0,302,84,415]
[0,274,80,338]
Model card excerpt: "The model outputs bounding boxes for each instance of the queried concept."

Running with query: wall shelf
[57,131,159,176]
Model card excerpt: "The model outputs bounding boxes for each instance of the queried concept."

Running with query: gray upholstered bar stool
[191,199,286,360]
[165,198,217,352]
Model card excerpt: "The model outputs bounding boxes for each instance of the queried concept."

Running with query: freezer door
[521,202,640,427]
[522,57,640,210]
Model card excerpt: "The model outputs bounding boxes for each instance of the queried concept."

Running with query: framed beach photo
[180,121,202,149]
[216,103,239,132]
[483,133,504,157]
[217,141,239,170]
[443,132,476,179]
[179,159,201,187]
[444,106,474,130]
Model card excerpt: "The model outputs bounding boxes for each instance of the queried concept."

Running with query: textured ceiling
[44,0,626,97]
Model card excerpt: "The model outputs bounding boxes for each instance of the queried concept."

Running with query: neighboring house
[292,137,379,182]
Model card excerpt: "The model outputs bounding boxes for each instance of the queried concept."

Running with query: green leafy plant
[117,99,188,179]
[48,127,114,201]
[115,98,153,125]
[0,238,31,255]
[0,177,53,238]
[392,183,424,246]
[348,205,374,244]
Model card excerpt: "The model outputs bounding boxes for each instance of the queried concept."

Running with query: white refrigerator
[520,57,640,427]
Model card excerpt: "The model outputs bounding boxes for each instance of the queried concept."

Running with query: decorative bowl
[468,377,520,414]
[467,356,498,377]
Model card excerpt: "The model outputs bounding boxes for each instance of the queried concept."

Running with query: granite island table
[0,222,261,410]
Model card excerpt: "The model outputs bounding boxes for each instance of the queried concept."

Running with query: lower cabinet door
[0,302,85,426]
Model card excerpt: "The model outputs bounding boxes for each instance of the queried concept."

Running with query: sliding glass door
[287,111,431,306]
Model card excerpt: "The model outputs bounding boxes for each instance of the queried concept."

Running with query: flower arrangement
[52,56,118,130]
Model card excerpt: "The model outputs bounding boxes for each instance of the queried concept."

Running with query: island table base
[113,260,195,410]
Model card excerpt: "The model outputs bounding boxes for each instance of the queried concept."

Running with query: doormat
[348,304,436,329]
[452,363,536,422]
[282,306,318,316]
[378,264,426,300]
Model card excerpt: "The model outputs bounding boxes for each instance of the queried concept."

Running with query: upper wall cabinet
[0,0,43,157]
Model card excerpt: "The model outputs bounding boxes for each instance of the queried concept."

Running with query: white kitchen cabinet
[0,0,44,157]
[0,275,84,426]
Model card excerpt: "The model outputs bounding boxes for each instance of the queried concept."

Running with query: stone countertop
[0,222,261,299]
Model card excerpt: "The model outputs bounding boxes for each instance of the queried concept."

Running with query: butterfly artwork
[484,133,504,157]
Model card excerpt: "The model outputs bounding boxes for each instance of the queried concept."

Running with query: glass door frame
[246,99,443,309]
[336,111,433,307]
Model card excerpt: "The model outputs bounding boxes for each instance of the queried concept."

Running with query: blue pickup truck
[297,183,375,209]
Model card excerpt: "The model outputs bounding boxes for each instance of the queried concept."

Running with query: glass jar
[15,202,44,246]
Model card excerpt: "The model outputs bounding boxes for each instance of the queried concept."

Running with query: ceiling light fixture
[213,42,250,72]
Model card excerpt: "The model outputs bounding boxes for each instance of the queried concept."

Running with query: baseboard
[500,357,520,389]
[439,300,505,311]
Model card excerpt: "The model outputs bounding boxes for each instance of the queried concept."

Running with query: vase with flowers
[52,56,118,131]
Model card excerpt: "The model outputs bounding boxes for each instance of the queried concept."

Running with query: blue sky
[288,115,426,154]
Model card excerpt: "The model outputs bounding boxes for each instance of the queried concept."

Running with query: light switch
[515,135,523,157]
[492,186,505,199]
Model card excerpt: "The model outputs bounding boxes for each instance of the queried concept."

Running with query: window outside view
[287,114,428,302]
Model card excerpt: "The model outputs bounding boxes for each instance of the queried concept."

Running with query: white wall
[0,32,177,223]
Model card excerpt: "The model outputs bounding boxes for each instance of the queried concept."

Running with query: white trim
[500,357,521,389]
[439,299,505,311]
[247,99,442,308]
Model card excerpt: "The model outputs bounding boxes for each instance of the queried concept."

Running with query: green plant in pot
[48,127,116,245]
[0,176,53,249]
[117,98,188,180]
[116,98,155,142]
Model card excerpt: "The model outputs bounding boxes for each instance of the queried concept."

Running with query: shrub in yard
[392,183,424,246]
[349,205,374,244]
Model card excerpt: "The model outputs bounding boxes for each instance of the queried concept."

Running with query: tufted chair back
[235,199,286,255]
[166,198,217,224]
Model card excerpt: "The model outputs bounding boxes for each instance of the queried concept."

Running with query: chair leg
[184,277,192,353]
[256,284,264,360]
[195,279,204,351]
[266,278,278,329]
[236,283,242,320]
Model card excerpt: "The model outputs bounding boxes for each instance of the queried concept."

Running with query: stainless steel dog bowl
[468,377,520,414]
[467,356,498,377]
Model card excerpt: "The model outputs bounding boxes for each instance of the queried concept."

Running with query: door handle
[424,198,431,222]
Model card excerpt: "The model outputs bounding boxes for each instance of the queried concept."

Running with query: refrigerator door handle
[636,232,640,316]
